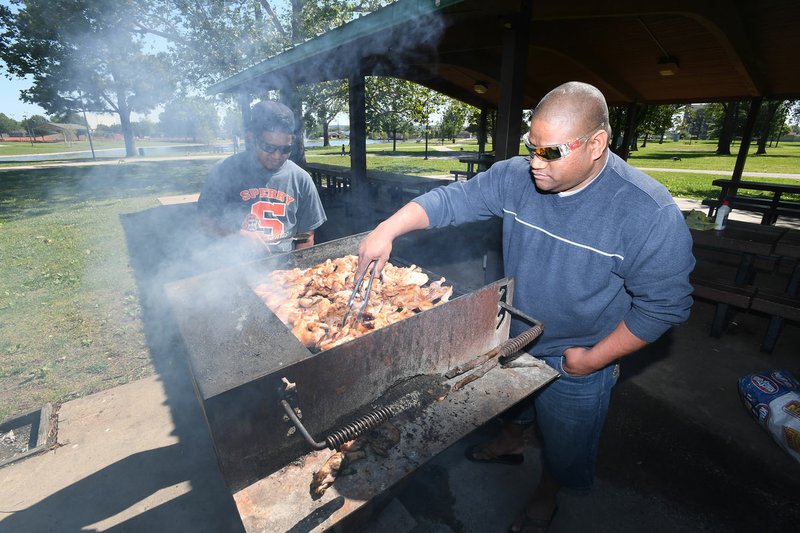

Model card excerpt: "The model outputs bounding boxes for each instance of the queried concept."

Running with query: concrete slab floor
[353,299,800,533]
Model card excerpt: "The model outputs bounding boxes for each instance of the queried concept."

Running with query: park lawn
[307,139,800,177]
[627,139,800,174]
[0,160,213,420]
[0,138,209,158]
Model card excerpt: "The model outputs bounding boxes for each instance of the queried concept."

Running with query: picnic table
[450,153,495,181]
[688,217,800,351]
[703,179,800,225]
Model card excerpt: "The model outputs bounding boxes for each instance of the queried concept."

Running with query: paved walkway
[637,167,800,180]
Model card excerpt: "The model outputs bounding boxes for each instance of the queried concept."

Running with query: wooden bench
[691,272,800,353]
[704,179,800,225]
[363,170,450,207]
[449,169,471,181]
[691,276,757,337]
[750,289,800,353]
[304,163,352,194]
[702,197,800,225]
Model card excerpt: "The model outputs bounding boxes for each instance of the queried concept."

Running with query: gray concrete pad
[0,377,243,532]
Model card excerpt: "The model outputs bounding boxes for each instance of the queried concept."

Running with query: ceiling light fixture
[473,82,488,94]
[638,17,680,77]
[657,56,680,77]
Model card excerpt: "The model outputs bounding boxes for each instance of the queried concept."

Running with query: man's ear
[589,130,609,160]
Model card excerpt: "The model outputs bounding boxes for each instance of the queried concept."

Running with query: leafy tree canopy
[0,0,176,155]
[159,97,220,143]
[0,112,20,135]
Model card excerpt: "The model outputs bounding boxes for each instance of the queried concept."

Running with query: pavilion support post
[279,85,307,163]
[348,72,367,182]
[478,108,488,154]
[494,0,531,161]
[238,92,252,152]
[730,97,763,193]
[619,102,638,161]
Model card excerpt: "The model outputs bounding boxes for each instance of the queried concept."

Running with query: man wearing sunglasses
[198,100,326,255]
[357,82,694,532]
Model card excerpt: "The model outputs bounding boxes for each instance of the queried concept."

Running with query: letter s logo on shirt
[250,201,286,237]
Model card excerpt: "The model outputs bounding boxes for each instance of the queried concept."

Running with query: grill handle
[280,398,402,451]
[446,303,544,390]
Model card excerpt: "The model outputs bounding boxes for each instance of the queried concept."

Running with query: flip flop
[464,444,524,465]
[508,504,558,533]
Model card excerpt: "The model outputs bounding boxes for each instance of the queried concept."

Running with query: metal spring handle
[281,392,419,451]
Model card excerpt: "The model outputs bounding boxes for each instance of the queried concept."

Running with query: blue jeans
[502,355,619,491]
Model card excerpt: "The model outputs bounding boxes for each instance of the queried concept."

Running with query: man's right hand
[356,201,431,278]
[357,226,394,278]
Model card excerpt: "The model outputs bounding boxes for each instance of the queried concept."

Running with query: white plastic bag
[738,370,800,464]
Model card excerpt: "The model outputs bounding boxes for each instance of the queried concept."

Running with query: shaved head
[531,81,611,139]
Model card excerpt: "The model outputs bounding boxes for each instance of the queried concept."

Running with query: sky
[0,0,46,121]
[1,75,47,121]
[0,74,133,127]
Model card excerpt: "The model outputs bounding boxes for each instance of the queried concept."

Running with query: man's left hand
[562,346,597,376]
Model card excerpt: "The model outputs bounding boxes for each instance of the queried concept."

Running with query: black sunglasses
[257,140,293,154]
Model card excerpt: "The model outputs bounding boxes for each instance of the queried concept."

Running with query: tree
[221,106,245,140]
[438,100,470,143]
[158,98,220,144]
[366,77,442,152]
[637,104,681,147]
[137,1,391,159]
[464,106,496,149]
[754,99,784,155]
[135,1,285,90]
[0,0,176,157]
[133,119,158,138]
[22,114,50,140]
[302,80,348,146]
[0,113,19,137]
[607,105,628,153]
[682,104,709,141]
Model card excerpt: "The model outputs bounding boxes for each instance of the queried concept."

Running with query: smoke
[2,0,492,492]
[234,1,448,100]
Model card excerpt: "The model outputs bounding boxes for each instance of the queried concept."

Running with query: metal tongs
[341,260,378,326]
[265,232,312,247]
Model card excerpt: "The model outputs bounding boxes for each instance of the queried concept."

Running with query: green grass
[0,137,209,157]
[0,160,213,420]
[626,139,800,174]
[1,138,798,420]
[306,139,800,199]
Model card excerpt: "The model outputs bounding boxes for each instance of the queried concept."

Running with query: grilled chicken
[255,256,452,352]
[310,440,365,497]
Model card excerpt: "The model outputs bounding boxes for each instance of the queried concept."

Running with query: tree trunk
[640,133,649,148]
[392,129,397,152]
[629,129,639,152]
[755,100,779,155]
[117,93,137,158]
[716,102,738,155]
[322,121,330,147]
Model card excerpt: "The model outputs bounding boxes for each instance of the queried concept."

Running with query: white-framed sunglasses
[522,123,604,162]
